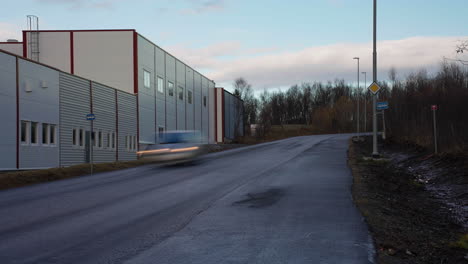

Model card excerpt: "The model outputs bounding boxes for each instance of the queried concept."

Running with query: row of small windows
[21,121,57,146]
[72,129,137,152]
[144,70,205,106]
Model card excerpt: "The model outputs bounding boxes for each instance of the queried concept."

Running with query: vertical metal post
[372,0,379,157]
[90,120,93,175]
[432,108,438,154]
[382,110,386,140]
[363,72,367,133]
[357,58,360,140]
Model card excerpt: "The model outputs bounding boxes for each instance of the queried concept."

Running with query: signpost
[369,82,382,151]
[377,101,388,139]
[431,105,438,154]
[86,113,95,174]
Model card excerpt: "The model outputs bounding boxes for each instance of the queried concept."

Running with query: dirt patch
[233,188,285,208]
[349,136,467,264]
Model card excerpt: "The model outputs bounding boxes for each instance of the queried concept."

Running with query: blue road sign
[376,101,389,110]
[86,113,96,121]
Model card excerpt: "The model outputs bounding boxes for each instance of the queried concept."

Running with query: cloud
[0,22,22,42]
[180,0,227,14]
[35,0,117,10]
[169,36,467,90]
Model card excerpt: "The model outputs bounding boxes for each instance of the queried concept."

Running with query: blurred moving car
[137,131,207,164]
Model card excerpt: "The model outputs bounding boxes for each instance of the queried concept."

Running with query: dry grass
[238,124,329,144]
[0,160,155,191]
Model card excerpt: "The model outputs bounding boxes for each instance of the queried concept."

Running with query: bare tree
[456,40,468,53]
[233,78,257,138]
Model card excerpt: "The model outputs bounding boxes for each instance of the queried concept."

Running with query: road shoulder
[348,137,467,264]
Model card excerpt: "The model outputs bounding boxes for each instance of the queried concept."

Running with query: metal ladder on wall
[27,15,40,62]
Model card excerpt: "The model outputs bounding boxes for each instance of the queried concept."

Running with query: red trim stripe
[16,57,19,169]
[115,90,119,161]
[221,90,225,143]
[22,31,27,58]
[23,29,135,33]
[70,32,74,74]
[214,88,218,142]
[133,31,138,94]
[133,31,139,151]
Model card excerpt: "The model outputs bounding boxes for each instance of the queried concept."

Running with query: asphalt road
[0,134,375,264]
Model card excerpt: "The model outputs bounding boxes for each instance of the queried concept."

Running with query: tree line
[233,61,468,153]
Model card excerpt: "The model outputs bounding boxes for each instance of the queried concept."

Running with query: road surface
[0,134,375,264]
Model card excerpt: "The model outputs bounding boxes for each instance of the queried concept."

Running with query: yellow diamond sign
[368,82,381,94]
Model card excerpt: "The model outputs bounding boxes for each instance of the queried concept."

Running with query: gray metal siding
[138,36,156,145]
[59,73,90,167]
[201,77,209,142]
[117,91,137,161]
[19,58,60,169]
[223,91,244,140]
[194,72,202,134]
[92,82,117,163]
[165,54,176,131]
[186,68,194,130]
[155,46,166,137]
[0,52,17,170]
[176,60,185,130]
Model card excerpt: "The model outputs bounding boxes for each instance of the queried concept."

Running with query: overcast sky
[1,0,467,91]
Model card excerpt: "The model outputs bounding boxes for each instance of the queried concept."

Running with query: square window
[157,77,164,94]
[178,86,184,100]
[187,90,192,104]
[31,122,38,144]
[50,125,56,145]
[168,81,174,96]
[144,70,151,88]
[21,121,29,144]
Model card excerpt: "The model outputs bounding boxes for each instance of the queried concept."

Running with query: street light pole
[362,71,367,133]
[372,0,379,157]
[353,57,360,140]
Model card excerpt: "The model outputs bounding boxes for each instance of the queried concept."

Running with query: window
[143,70,151,88]
[125,135,129,151]
[203,96,207,107]
[98,131,102,148]
[92,131,98,147]
[21,121,29,144]
[73,128,78,146]
[79,128,84,147]
[158,126,164,134]
[50,125,56,145]
[111,132,116,149]
[31,122,38,144]
[106,132,110,149]
[178,86,184,100]
[187,90,192,104]
[168,81,174,96]
[157,76,164,94]
[133,136,137,151]
[42,124,49,144]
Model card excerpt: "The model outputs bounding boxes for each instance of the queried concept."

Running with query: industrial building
[0,27,244,170]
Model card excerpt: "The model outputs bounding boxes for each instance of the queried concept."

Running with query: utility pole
[353,57,360,140]
[362,71,367,132]
[372,0,379,157]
